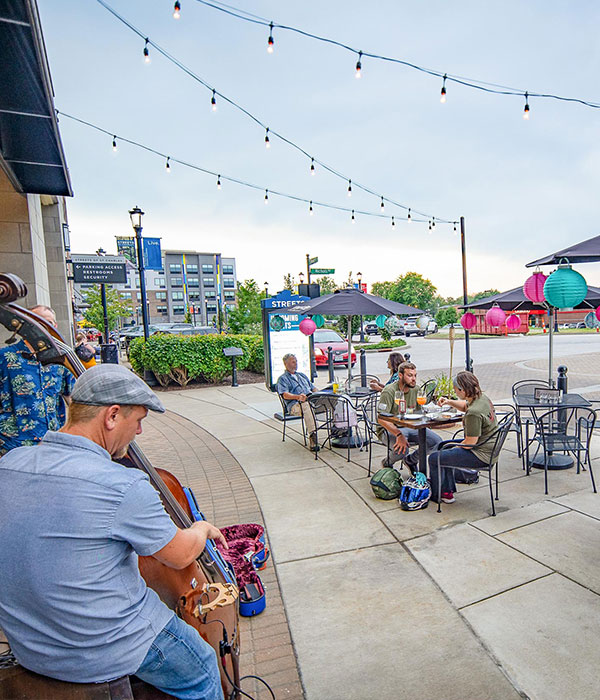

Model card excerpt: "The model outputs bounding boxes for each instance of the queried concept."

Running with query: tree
[317,276,337,294]
[227,279,264,333]
[83,285,132,333]
[184,309,192,324]
[282,273,294,291]
[436,307,459,327]
[372,273,437,311]
[371,281,395,299]
[470,289,500,303]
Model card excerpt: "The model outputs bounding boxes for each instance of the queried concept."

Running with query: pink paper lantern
[299,318,317,336]
[523,271,547,304]
[485,305,506,327]
[460,312,477,330]
[595,307,600,323]
[506,314,521,330]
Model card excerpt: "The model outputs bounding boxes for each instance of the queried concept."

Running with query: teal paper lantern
[543,266,587,309]
[313,314,325,328]
[375,314,387,328]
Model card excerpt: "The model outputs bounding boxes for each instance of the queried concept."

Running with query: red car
[312,329,356,367]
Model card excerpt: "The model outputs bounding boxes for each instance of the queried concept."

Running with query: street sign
[309,256,318,265]
[73,261,127,284]
[310,268,335,275]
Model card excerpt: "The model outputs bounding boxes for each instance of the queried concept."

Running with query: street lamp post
[460,216,472,372]
[129,206,150,343]
[357,271,365,342]
[264,281,269,299]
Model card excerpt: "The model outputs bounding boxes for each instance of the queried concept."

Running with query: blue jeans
[382,427,442,469]
[428,441,487,501]
[135,614,222,700]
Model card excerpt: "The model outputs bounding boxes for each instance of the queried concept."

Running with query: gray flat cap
[71,364,165,413]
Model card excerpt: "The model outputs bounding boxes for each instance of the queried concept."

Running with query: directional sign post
[310,268,335,275]
[309,256,318,265]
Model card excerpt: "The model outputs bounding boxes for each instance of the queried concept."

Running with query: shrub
[129,334,264,387]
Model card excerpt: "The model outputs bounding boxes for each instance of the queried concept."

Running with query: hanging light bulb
[428,220,432,231]
[216,175,221,189]
[265,127,270,148]
[440,74,447,103]
[264,189,269,203]
[267,22,274,53]
[380,196,385,211]
[165,157,171,172]
[391,216,395,228]
[211,89,217,111]
[407,208,412,223]
[347,179,352,197]
[310,158,315,175]
[309,200,313,215]
[143,39,150,63]
[112,136,117,152]
[432,216,436,228]
[523,91,530,120]
[355,51,362,79]
[453,222,457,234]
[173,1,181,19]
[351,209,356,223]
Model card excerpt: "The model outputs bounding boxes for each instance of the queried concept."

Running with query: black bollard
[404,352,410,362]
[327,346,335,382]
[557,365,568,395]
[231,356,239,387]
[360,348,367,387]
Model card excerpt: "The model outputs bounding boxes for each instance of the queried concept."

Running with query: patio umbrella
[270,287,423,381]
[463,285,600,383]
[526,234,600,267]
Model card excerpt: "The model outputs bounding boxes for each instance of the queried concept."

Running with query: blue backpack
[399,472,431,511]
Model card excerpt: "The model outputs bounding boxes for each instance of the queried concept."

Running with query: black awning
[0,1,72,196]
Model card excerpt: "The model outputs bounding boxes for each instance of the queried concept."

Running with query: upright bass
[0,274,241,699]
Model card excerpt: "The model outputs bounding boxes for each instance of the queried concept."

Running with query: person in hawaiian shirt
[0,305,75,456]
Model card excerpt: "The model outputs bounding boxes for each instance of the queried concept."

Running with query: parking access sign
[73,261,127,284]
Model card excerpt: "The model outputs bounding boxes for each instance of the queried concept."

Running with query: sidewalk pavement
[140,352,600,700]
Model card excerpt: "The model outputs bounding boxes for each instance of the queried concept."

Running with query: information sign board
[310,268,335,275]
[261,291,311,391]
[73,261,127,284]
[309,256,319,264]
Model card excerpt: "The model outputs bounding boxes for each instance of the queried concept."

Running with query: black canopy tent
[526,234,600,267]
[269,287,423,381]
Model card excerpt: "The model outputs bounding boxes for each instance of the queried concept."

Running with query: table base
[529,454,573,470]
[331,433,364,449]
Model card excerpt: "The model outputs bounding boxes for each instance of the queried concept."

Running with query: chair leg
[437,456,442,513]
[495,462,499,500]
[282,418,286,442]
[544,457,549,495]
[301,415,307,446]
[488,470,496,516]
[588,453,597,493]
[368,433,372,476]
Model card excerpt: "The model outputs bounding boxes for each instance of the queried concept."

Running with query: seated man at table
[376,361,442,474]
[276,353,318,451]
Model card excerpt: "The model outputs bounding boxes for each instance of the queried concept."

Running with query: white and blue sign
[143,237,163,270]
[261,290,310,391]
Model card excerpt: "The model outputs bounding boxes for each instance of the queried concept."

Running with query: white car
[404,316,437,336]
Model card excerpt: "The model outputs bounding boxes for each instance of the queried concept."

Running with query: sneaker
[441,491,456,504]
[309,434,320,453]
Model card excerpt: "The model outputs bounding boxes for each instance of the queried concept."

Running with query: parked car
[426,319,438,334]
[364,322,380,336]
[313,329,356,367]
[404,317,425,337]
[567,322,586,329]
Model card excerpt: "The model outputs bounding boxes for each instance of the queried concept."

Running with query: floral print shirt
[0,340,75,455]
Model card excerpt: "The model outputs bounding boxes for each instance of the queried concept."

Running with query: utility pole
[460,216,472,372]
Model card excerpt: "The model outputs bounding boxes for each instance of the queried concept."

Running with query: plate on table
[401,413,423,420]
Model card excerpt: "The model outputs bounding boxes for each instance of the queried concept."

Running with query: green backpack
[370,467,403,500]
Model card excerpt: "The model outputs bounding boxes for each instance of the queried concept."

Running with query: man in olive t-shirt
[376,362,442,471]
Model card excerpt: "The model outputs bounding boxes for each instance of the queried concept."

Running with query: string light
[309,200,313,215]
[310,158,315,175]
[347,179,352,197]
[440,74,447,103]
[267,22,274,53]
[453,222,457,234]
[173,1,181,19]
[391,216,395,228]
[407,208,412,223]
[523,92,530,119]
[143,38,150,63]
[165,156,171,171]
[432,216,436,228]
[112,135,117,151]
[264,188,269,203]
[211,89,217,111]
[351,209,355,222]
[216,174,221,189]
[355,51,362,79]
[380,196,384,211]
[265,127,270,148]
[428,219,432,231]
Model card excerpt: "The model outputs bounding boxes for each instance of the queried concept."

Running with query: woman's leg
[428,446,487,502]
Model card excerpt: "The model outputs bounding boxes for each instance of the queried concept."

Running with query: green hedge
[129,334,264,387]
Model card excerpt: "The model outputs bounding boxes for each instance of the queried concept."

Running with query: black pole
[100,283,109,344]
[460,216,472,372]
[134,225,150,342]
[360,348,367,386]
[231,357,238,387]
[327,346,335,382]
[359,314,365,342]
[192,305,196,326]
[306,254,311,284]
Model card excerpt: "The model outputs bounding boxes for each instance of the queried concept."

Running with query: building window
[202,264,213,274]
[172,291,184,301]
[171,277,183,287]
[120,292,130,299]
[189,292,200,301]
[136,293,141,301]
[204,290,216,299]
[187,277,199,287]
[222,264,234,275]
[135,277,140,287]
[157,305,168,314]
[204,277,215,288]
[156,291,167,301]
[186,264,198,273]
[223,279,235,288]
[154,278,165,287]
[226,304,236,311]
[224,291,235,300]
[172,305,185,315]
[169,264,182,273]
[206,304,217,313]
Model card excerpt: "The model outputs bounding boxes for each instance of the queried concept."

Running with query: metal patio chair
[276,392,307,446]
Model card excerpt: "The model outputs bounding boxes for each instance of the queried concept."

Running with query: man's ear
[103,405,121,430]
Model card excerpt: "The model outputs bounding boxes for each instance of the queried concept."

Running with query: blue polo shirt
[0,432,177,682]
[276,370,315,409]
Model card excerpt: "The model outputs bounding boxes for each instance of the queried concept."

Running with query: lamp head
[129,206,145,230]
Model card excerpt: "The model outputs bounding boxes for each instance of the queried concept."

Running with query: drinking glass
[417,388,427,411]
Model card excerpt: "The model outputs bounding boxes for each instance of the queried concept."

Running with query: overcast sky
[38,0,600,297]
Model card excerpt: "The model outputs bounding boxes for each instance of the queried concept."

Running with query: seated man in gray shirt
[276,353,318,451]
[0,364,226,700]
